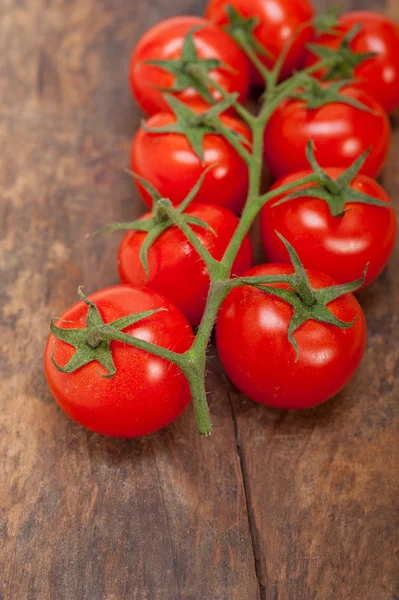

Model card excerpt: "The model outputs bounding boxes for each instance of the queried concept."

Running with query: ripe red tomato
[131,111,251,215]
[263,86,390,180]
[129,16,250,115]
[304,12,399,115]
[118,204,253,327]
[44,286,194,438]
[205,0,314,84]
[216,264,367,409]
[261,169,397,288]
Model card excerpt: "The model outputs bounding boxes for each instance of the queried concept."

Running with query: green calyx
[142,93,249,162]
[312,6,341,36]
[223,5,270,58]
[290,76,376,113]
[145,26,233,105]
[239,233,366,358]
[272,141,390,217]
[50,287,164,377]
[93,168,217,276]
[307,24,376,81]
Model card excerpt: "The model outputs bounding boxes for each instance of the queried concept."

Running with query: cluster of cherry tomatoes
[45,0,398,439]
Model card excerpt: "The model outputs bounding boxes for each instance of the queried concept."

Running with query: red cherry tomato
[129,16,250,115]
[263,86,390,180]
[118,203,253,327]
[216,264,366,409]
[205,0,314,84]
[261,169,397,288]
[131,111,251,215]
[304,12,399,115]
[44,286,194,438]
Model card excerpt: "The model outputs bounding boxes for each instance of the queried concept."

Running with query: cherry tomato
[118,203,253,327]
[131,111,251,215]
[216,264,367,409]
[44,286,194,438]
[263,85,390,180]
[205,0,314,84]
[304,12,399,115]
[129,16,250,115]
[261,169,397,288]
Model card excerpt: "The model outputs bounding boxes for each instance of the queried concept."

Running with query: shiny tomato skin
[263,86,390,180]
[260,169,397,288]
[131,111,251,215]
[303,12,399,115]
[129,16,250,115]
[216,264,367,409]
[118,204,253,327]
[44,286,194,438]
[205,0,314,84]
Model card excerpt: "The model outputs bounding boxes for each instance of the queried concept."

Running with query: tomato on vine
[131,96,251,215]
[46,3,396,439]
[261,146,397,289]
[117,203,253,327]
[304,11,399,115]
[216,257,367,410]
[129,16,250,115]
[263,80,390,180]
[44,286,194,438]
[205,0,314,84]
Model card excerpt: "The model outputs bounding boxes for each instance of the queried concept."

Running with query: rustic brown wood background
[1,0,398,598]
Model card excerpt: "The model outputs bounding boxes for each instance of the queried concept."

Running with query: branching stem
[78,38,343,435]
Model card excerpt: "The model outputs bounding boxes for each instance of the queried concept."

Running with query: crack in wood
[227,392,266,600]
[150,441,183,600]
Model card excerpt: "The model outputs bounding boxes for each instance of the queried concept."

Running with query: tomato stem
[125,53,340,434]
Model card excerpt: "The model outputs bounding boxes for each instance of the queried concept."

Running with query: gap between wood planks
[227,392,267,600]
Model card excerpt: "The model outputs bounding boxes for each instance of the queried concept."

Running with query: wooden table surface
[1,0,398,598]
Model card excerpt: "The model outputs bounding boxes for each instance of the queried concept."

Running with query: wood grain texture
[0,0,397,599]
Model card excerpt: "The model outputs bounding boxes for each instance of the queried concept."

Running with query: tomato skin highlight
[129,16,250,115]
[303,11,399,115]
[263,86,390,180]
[216,264,367,409]
[44,286,194,438]
[118,204,253,327]
[131,111,251,215]
[205,0,314,84]
[261,169,397,288]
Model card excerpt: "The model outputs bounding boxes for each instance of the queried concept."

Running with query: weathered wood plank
[0,1,259,598]
[231,0,399,597]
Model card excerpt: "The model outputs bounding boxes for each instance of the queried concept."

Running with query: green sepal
[142,92,241,162]
[91,168,218,276]
[272,141,390,217]
[144,26,229,105]
[312,6,341,36]
[50,288,164,377]
[130,171,163,203]
[178,163,217,212]
[138,222,170,276]
[91,217,154,236]
[290,76,376,113]
[224,5,271,57]
[315,264,368,305]
[307,24,376,81]
[139,169,217,275]
[136,210,216,278]
[238,234,366,358]
[184,215,216,234]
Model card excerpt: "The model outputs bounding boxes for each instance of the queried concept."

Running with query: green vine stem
[57,14,373,436]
